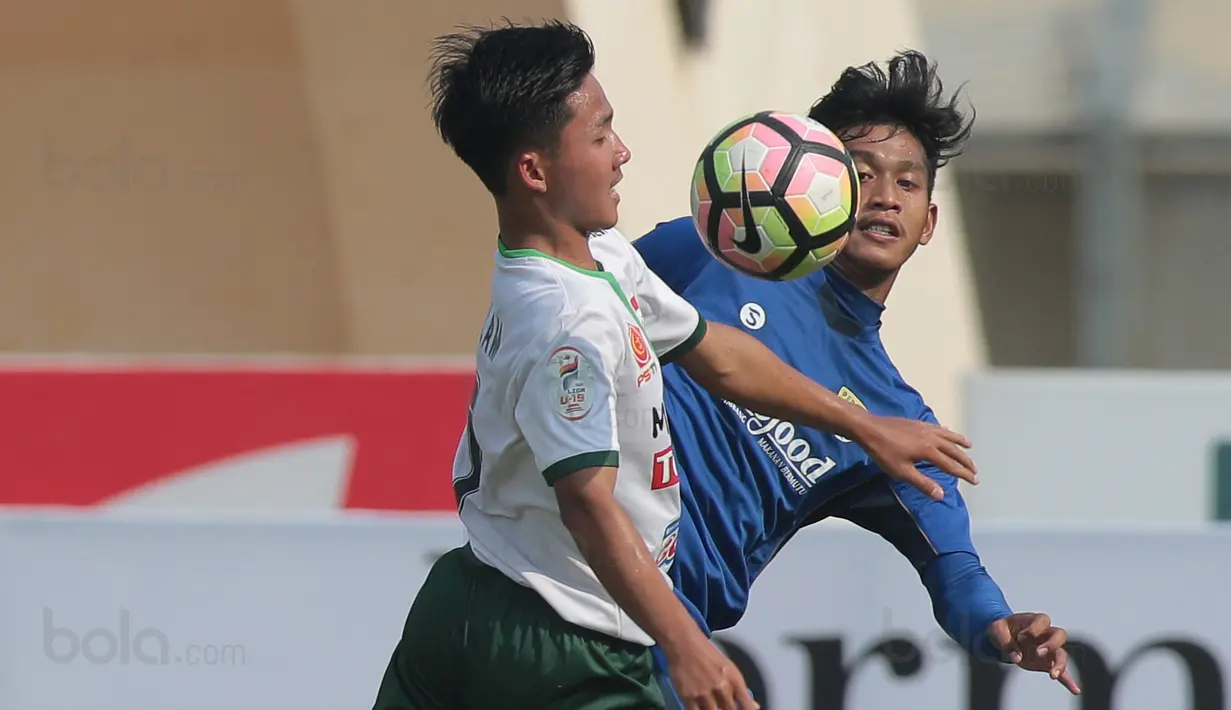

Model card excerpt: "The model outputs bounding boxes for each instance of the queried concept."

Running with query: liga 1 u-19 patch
[548,345,596,421]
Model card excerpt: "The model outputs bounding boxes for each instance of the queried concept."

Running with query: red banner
[0,360,475,512]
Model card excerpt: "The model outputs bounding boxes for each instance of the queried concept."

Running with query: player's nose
[615,134,632,167]
[864,183,901,212]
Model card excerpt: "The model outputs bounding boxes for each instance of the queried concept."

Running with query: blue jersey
[635,217,1013,663]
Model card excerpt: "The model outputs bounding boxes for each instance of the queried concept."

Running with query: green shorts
[372,545,666,710]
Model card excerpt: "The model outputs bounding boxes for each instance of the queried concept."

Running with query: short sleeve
[514,309,624,485]
[623,231,707,365]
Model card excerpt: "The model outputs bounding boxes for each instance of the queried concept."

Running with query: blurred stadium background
[2,0,1229,708]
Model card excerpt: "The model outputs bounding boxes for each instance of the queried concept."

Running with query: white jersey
[451,227,705,646]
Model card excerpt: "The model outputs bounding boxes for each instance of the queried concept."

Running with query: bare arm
[677,321,978,498]
[677,321,875,440]
[555,466,756,708]
[555,465,707,657]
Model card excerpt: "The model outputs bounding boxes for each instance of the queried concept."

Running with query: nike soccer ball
[690,111,859,281]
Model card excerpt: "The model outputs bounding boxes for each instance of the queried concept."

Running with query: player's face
[838,124,937,274]
[544,74,632,233]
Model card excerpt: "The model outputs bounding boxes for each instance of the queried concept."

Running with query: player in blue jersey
[639,50,1081,706]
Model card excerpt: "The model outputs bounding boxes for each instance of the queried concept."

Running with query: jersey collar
[818,267,885,334]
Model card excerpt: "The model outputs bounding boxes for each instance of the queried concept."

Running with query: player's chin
[580,202,620,233]
[843,235,910,272]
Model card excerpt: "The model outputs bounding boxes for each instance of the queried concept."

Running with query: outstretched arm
[920,522,1079,694]
[854,459,1079,695]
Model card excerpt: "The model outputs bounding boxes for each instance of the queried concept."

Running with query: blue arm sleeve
[923,551,1013,662]
[905,405,1014,661]
[633,216,712,295]
[848,454,1014,662]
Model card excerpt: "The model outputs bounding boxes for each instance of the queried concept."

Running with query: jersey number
[452,374,482,511]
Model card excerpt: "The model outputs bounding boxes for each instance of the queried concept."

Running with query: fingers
[986,619,1023,664]
[916,422,977,484]
[1056,667,1082,695]
[933,424,973,449]
[1021,622,1081,695]
[931,445,978,485]
[1017,614,1054,647]
[938,442,979,483]
[894,464,945,500]
[686,676,747,710]
[734,678,760,710]
[1027,627,1067,667]
[1046,646,1081,695]
[709,683,741,710]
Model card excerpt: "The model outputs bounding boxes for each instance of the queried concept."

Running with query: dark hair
[428,20,596,196]
[808,50,974,194]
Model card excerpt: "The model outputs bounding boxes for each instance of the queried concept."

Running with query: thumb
[987,619,1022,664]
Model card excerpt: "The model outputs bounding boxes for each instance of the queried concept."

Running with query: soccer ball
[690,111,859,281]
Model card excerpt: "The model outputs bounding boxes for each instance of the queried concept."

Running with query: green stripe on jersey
[543,450,620,485]
[659,317,708,366]
[497,239,643,330]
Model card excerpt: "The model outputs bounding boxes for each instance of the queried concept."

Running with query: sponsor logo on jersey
[739,302,766,330]
[629,323,658,387]
[655,517,681,570]
[548,346,594,420]
[724,400,836,495]
[636,363,659,388]
[629,324,652,367]
[834,386,865,443]
[650,445,679,490]
[651,403,668,439]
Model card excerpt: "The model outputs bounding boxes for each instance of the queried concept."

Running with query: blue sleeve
[923,549,1013,663]
[890,405,1014,662]
[874,464,1014,662]
[832,463,1013,662]
[633,216,712,295]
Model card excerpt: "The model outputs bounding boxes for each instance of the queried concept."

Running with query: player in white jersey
[372,20,977,710]
[457,228,704,646]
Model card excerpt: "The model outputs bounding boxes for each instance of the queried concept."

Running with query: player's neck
[496,206,597,271]
[830,259,897,305]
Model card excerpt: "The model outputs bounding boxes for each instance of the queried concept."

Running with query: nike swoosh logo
[733,150,762,253]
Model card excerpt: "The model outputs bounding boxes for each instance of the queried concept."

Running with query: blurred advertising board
[0,512,1225,710]
[0,358,473,512]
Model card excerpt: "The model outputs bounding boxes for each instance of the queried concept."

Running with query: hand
[666,636,761,710]
[988,613,1082,696]
[852,414,978,500]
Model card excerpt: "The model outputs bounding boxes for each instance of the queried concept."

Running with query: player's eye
[897,179,918,190]
[857,171,873,182]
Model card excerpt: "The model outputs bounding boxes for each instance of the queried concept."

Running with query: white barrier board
[1,511,1226,709]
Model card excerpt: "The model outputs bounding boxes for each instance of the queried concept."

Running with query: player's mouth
[856,217,901,243]
[611,173,623,203]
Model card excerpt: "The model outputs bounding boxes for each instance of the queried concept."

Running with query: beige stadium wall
[569,0,987,426]
[0,0,565,358]
[0,0,985,424]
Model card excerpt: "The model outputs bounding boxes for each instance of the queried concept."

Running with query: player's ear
[514,150,549,194]
[919,202,938,246]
